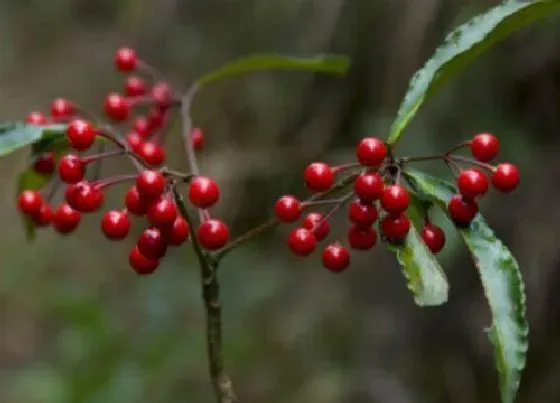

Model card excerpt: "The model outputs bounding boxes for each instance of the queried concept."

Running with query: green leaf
[195,54,351,87]
[31,125,68,156]
[0,122,67,157]
[387,0,560,146]
[387,196,449,306]
[404,169,528,403]
[17,168,53,241]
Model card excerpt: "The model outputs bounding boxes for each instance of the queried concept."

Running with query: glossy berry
[380,184,410,214]
[302,212,330,241]
[136,170,166,198]
[348,224,377,250]
[104,93,130,122]
[356,137,387,166]
[26,111,47,125]
[146,197,178,228]
[50,98,75,118]
[126,131,143,152]
[457,169,488,199]
[67,119,96,151]
[125,76,146,97]
[33,152,55,175]
[471,133,499,162]
[197,219,230,250]
[129,247,159,275]
[31,203,53,227]
[188,176,220,208]
[138,141,166,166]
[492,163,520,193]
[421,223,446,254]
[288,227,316,256]
[151,82,172,108]
[17,190,43,215]
[101,210,130,240]
[448,194,478,227]
[165,217,190,246]
[65,181,104,212]
[148,107,166,129]
[52,203,81,234]
[115,47,137,72]
[133,116,151,138]
[137,228,168,259]
[58,154,84,184]
[191,128,204,151]
[348,199,378,227]
[354,172,384,202]
[304,162,334,192]
[274,195,301,222]
[125,185,149,216]
[380,213,411,242]
[322,243,350,273]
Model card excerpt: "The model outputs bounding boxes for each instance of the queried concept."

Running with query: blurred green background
[1,1,560,402]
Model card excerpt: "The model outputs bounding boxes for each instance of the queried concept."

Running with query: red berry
[322,242,350,273]
[137,228,168,259]
[126,131,144,152]
[148,107,166,129]
[33,152,55,176]
[133,116,152,138]
[104,93,130,122]
[197,219,230,250]
[31,203,53,227]
[457,169,488,199]
[138,141,166,166]
[492,163,520,193]
[58,154,85,184]
[356,137,387,166]
[50,98,75,118]
[448,194,478,227]
[124,76,146,97]
[101,210,130,240]
[129,247,159,275]
[115,47,137,72]
[67,118,96,151]
[302,212,330,241]
[188,176,220,208]
[191,128,204,151]
[52,203,81,234]
[380,213,411,242]
[165,217,190,246]
[288,227,316,256]
[151,82,172,108]
[304,162,334,192]
[354,172,384,202]
[421,223,445,254]
[26,111,47,125]
[65,181,104,212]
[470,133,499,162]
[348,199,378,227]
[381,184,410,214]
[274,195,301,222]
[136,170,166,198]
[125,185,150,216]
[348,224,377,250]
[146,197,178,228]
[17,190,43,215]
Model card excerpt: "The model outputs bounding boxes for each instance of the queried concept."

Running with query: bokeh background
[1,1,560,402]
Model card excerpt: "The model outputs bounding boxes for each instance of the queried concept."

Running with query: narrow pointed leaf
[387,0,560,146]
[0,122,67,157]
[404,169,528,403]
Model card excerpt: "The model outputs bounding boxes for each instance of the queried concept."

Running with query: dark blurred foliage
[1,1,560,402]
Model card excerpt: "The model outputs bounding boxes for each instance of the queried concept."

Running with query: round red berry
[146,197,178,228]
[448,194,478,227]
[470,133,499,162]
[380,184,410,214]
[274,195,301,222]
[129,247,159,276]
[67,118,96,151]
[457,169,488,199]
[380,213,411,242]
[348,198,378,227]
[197,219,230,250]
[354,172,384,202]
[115,47,137,72]
[125,185,149,216]
[58,154,85,184]
[356,137,387,166]
[151,82,172,108]
[133,116,151,138]
[302,212,330,241]
[492,163,520,193]
[191,128,204,151]
[31,203,53,227]
[26,111,47,125]
[288,227,316,256]
[136,170,166,198]
[65,181,104,212]
[348,224,377,250]
[126,131,144,152]
[138,141,166,166]
[188,176,220,208]
[137,228,168,259]
[104,93,130,122]
[17,190,43,215]
[50,98,75,118]
[322,242,350,273]
[421,223,446,254]
[52,203,81,234]
[101,210,130,240]
[148,107,166,129]
[124,76,146,97]
[304,162,333,192]
[165,217,190,246]
[33,152,55,176]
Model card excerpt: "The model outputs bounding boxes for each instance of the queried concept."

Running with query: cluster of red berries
[17,47,225,276]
